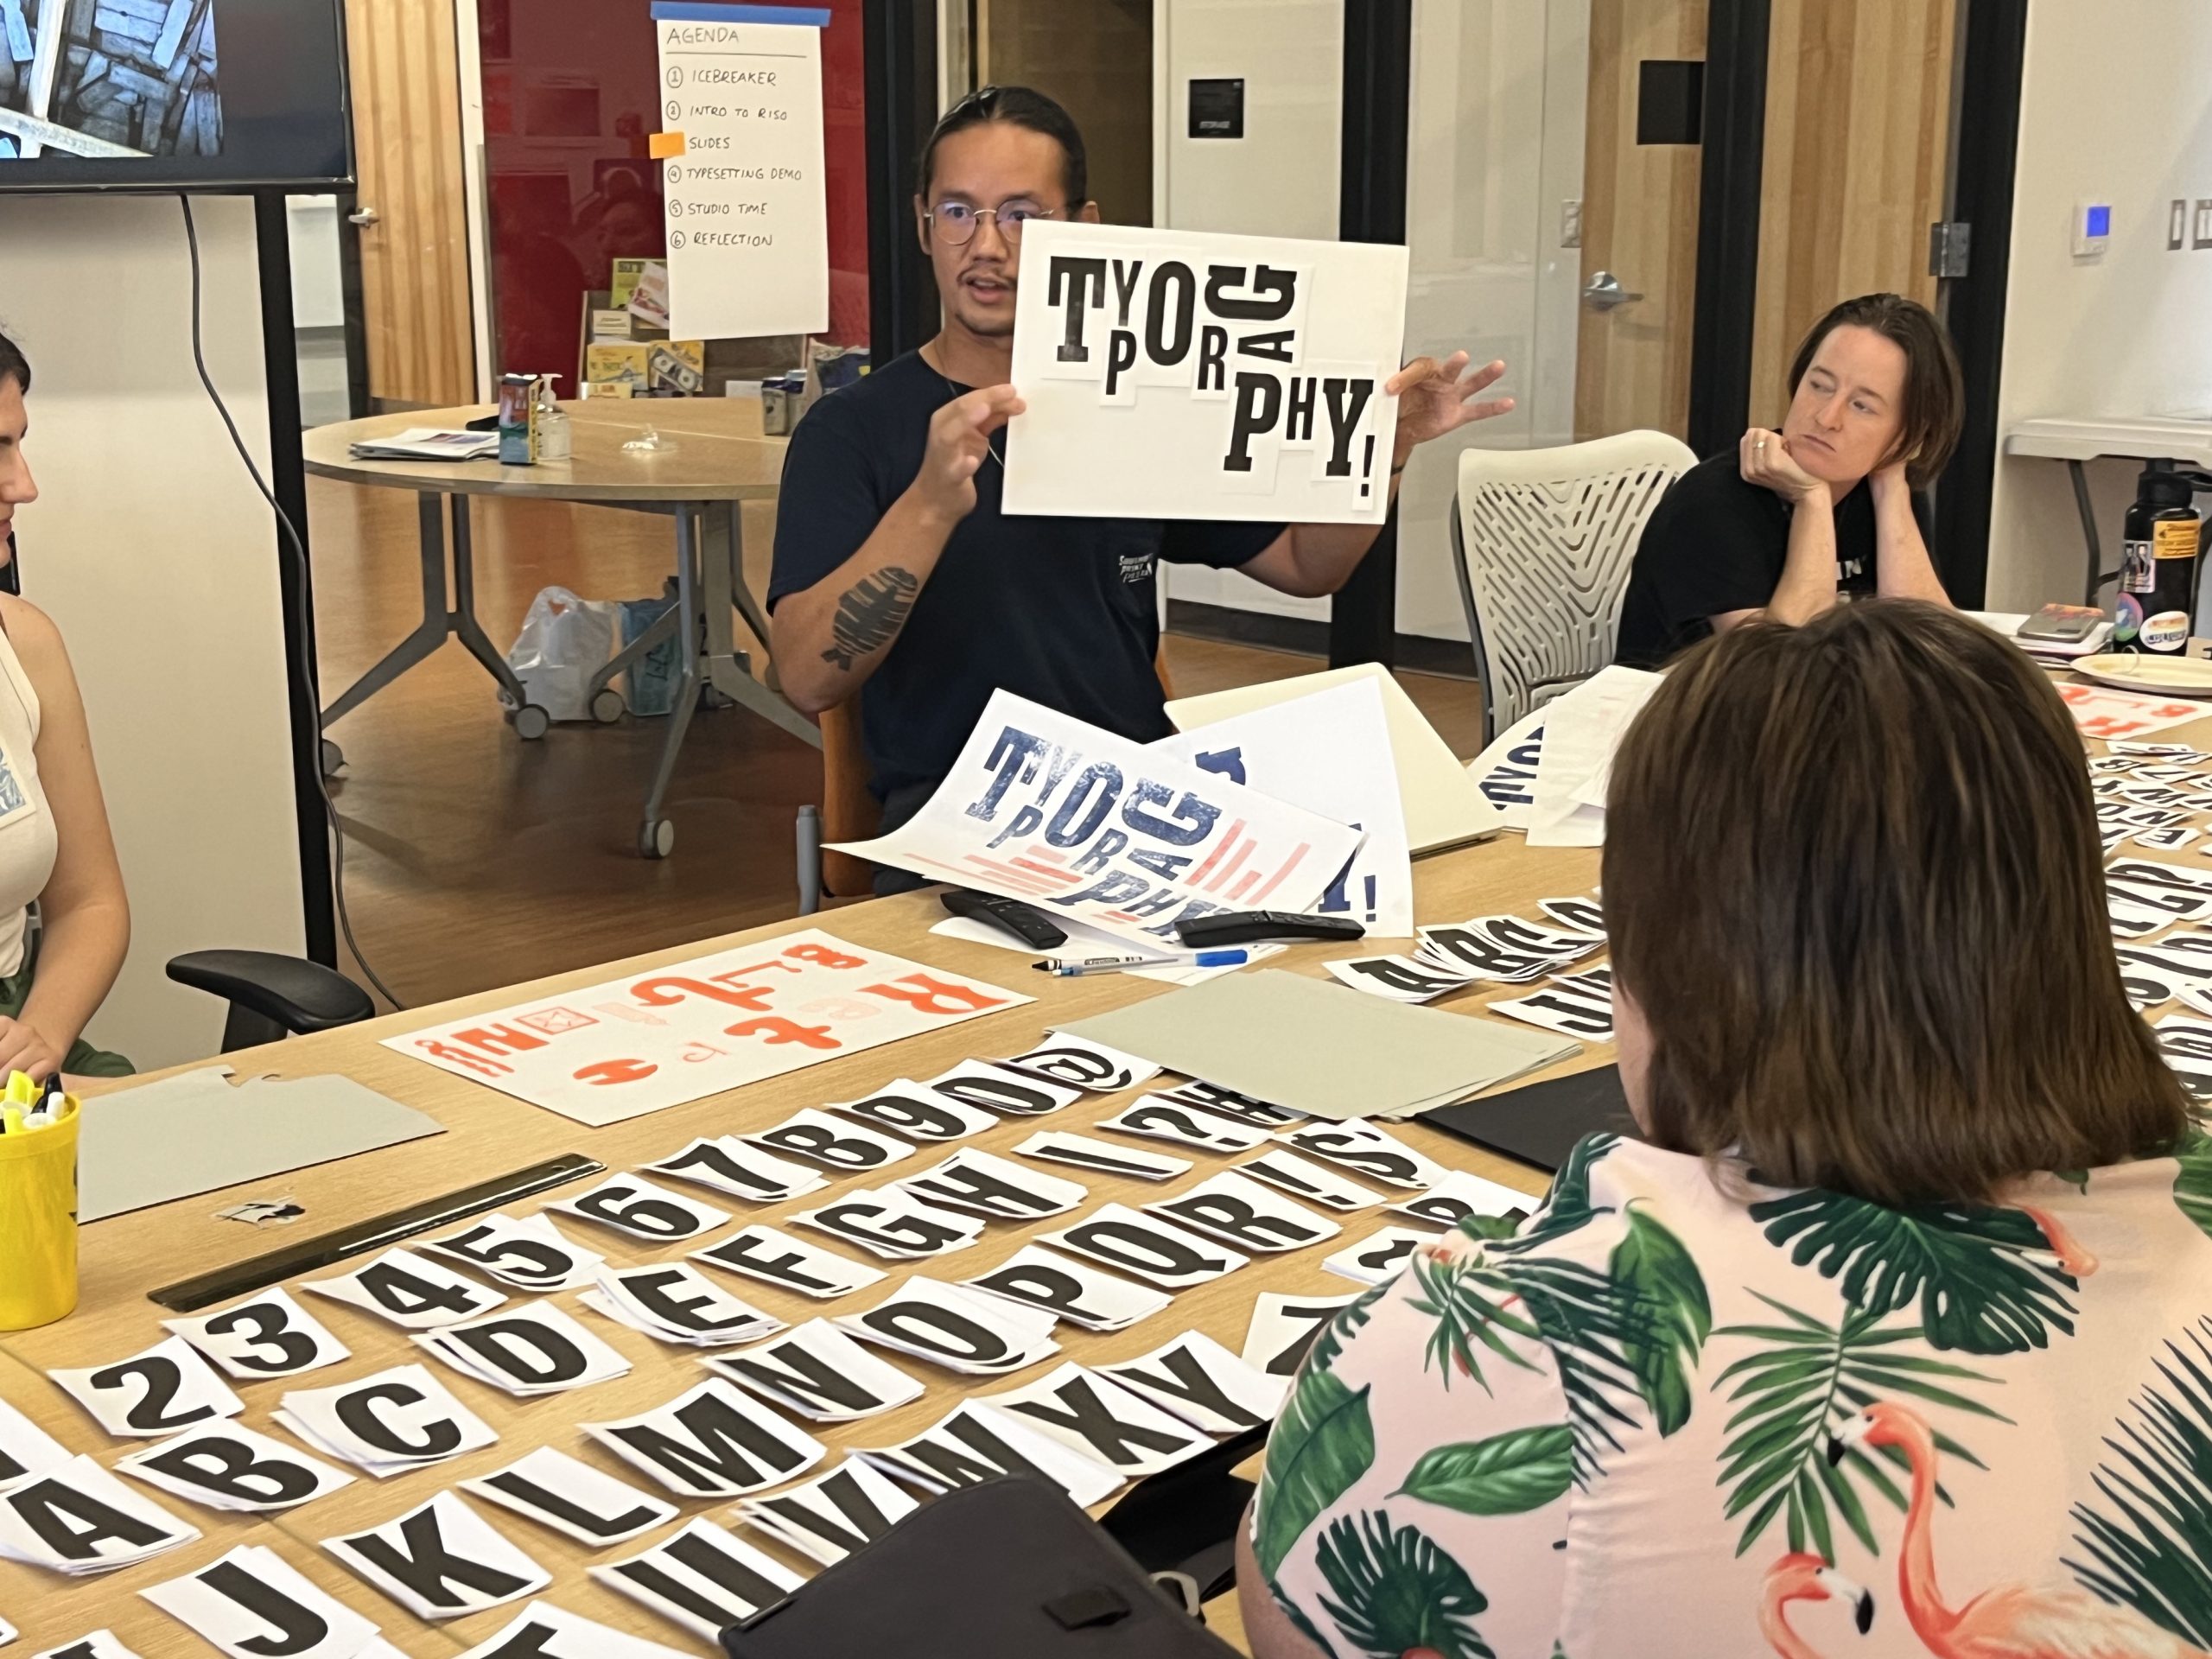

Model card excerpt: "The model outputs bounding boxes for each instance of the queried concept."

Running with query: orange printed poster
[2056,682,2209,741]
[384,930,1031,1126]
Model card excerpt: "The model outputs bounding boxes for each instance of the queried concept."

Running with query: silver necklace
[929,355,1003,468]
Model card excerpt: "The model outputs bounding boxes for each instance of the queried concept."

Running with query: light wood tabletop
[301,400,789,504]
[0,833,1610,1655]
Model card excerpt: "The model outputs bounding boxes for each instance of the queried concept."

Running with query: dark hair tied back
[916,84,1088,208]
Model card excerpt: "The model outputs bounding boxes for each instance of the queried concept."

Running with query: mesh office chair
[1451,431,1697,743]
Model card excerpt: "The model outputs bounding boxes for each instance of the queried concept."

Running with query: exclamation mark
[1363,875,1377,923]
[1358,435,1376,499]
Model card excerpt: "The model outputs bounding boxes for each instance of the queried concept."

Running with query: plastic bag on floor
[507,587,616,721]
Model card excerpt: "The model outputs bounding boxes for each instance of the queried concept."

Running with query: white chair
[1451,431,1697,742]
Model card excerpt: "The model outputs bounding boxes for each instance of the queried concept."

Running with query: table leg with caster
[584,601,683,723]
[638,505,705,859]
[317,492,462,773]
[705,501,823,750]
[444,496,550,738]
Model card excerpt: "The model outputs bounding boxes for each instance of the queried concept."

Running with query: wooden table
[0,833,1608,1656]
[302,400,816,861]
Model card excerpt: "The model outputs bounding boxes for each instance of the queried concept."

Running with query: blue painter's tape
[651,2,831,24]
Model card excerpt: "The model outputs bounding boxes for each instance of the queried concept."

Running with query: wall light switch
[2073,200,2113,257]
[2196,199,2212,250]
[2173,200,2190,251]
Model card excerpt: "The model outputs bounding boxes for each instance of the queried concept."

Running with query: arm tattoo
[822,566,920,671]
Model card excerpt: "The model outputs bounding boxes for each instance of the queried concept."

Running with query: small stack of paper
[145,1545,386,1654]
[731,1457,919,1567]
[347,427,498,461]
[411,1304,632,1397]
[274,1364,498,1478]
[833,1277,1060,1376]
[1525,665,1663,846]
[1060,969,1580,1120]
[114,1422,354,1513]
[701,1320,926,1423]
[860,1402,1124,1507]
[578,1262,786,1348]
[0,1456,200,1573]
[959,1243,1172,1332]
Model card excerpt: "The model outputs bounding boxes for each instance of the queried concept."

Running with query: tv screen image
[0,0,349,191]
[0,0,223,162]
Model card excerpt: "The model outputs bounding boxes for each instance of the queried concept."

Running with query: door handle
[347,207,380,228]
[1581,270,1643,311]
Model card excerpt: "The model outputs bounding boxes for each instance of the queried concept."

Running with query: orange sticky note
[649,130,687,159]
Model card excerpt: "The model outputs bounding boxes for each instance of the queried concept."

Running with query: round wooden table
[302,399,819,859]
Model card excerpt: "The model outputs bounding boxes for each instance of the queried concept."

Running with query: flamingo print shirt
[1254,1130,2212,1659]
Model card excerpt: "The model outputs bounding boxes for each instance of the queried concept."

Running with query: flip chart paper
[654,5,828,339]
[1154,677,1414,935]
[385,930,1030,1126]
[1166,662,1505,854]
[830,691,1363,949]
[1003,220,1408,525]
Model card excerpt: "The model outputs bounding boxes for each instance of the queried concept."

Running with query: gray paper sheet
[78,1068,444,1221]
[1058,969,1579,1122]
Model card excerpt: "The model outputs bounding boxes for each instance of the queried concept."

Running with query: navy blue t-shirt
[768,351,1284,818]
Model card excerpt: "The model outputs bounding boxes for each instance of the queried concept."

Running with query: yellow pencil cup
[0,1106,78,1330]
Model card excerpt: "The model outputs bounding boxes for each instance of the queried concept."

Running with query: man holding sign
[769,86,1510,883]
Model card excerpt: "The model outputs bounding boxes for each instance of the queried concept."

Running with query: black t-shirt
[1612,452,1935,669]
[767,351,1284,816]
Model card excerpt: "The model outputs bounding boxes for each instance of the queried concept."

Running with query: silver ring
[1755,438,1767,451]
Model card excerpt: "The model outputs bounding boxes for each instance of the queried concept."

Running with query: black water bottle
[2116,461,2202,654]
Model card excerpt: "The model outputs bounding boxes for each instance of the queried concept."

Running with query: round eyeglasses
[926,200,1060,246]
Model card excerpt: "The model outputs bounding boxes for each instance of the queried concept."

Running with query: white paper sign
[654,4,829,339]
[591,1517,804,1644]
[1155,677,1413,935]
[2057,682,2209,741]
[162,1288,352,1381]
[142,1544,379,1659]
[734,1457,918,1567]
[461,1447,679,1548]
[48,1337,245,1440]
[1004,220,1408,524]
[830,691,1363,949]
[385,930,1031,1126]
[1466,705,1547,829]
[114,1423,353,1514]
[323,1491,550,1621]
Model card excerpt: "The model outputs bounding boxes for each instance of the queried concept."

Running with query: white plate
[2071,653,2212,697]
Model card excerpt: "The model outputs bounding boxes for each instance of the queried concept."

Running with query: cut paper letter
[1003,221,1409,526]
[829,690,1363,950]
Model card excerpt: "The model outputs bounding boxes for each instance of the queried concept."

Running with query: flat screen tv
[0,0,352,192]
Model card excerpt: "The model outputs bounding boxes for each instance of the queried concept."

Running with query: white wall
[0,194,308,1070]
[1154,0,1344,626]
[285,196,346,332]
[1985,0,2212,611]
[1395,0,1586,641]
[1151,0,1587,640]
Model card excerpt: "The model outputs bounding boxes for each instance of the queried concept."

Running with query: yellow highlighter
[3,1070,38,1109]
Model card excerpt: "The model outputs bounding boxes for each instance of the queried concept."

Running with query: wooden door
[1749,0,1955,426]
[346,0,476,409]
[1573,0,1708,442]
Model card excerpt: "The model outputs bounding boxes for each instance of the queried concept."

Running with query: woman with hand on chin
[1613,292,1962,669]
[0,331,130,1082]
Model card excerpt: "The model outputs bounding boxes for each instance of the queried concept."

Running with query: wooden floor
[307,477,1485,1011]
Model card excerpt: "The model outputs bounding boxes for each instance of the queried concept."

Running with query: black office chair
[166,950,377,1052]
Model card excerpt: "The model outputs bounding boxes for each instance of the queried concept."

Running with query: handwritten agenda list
[653,3,830,340]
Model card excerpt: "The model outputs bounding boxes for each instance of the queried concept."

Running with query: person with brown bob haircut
[1614,293,1964,668]
[1244,603,2212,1659]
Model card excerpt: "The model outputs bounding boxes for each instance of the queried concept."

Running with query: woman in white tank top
[0,333,130,1079]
